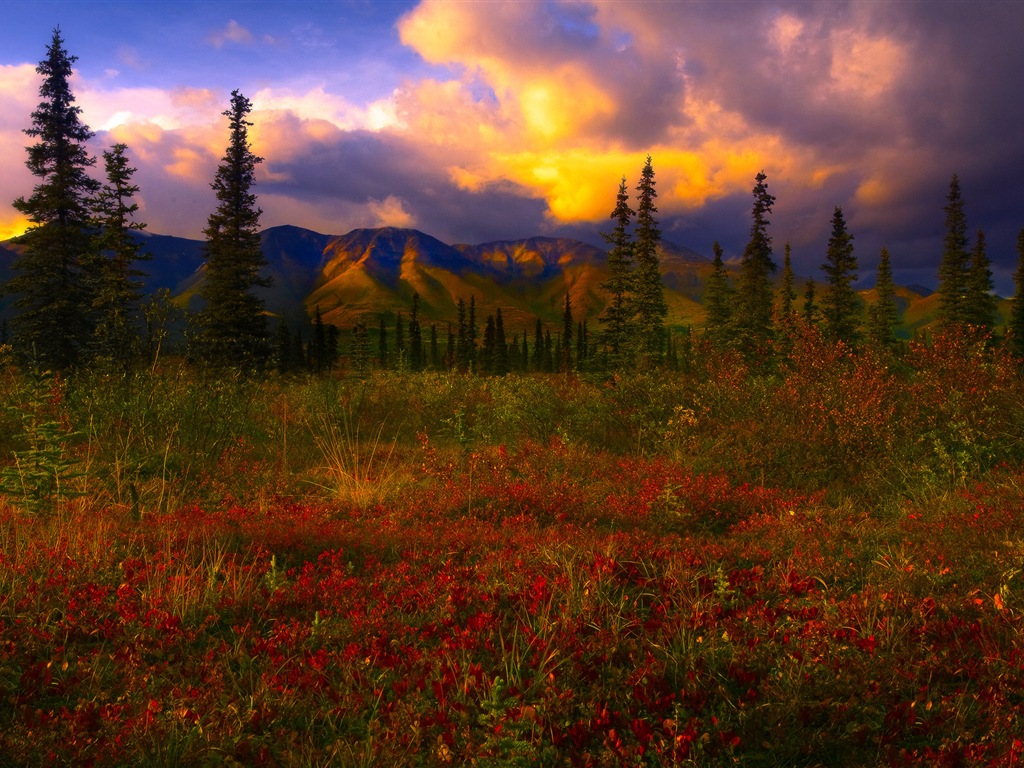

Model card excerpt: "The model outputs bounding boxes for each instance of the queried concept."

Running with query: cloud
[2,0,1022,293]
[368,195,416,229]
[0,65,48,237]
[207,20,254,49]
[387,0,1024,287]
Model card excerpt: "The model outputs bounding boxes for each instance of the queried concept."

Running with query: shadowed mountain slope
[0,225,959,336]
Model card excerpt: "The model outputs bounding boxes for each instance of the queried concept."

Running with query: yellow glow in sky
[0,216,29,242]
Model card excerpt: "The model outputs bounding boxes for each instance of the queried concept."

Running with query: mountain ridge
[0,224,954,335]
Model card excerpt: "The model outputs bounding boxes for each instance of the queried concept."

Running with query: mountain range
[0,224,990,338]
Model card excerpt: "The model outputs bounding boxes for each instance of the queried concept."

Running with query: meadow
[2,325,1024,766]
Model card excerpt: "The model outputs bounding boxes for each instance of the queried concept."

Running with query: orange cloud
[394,2,805,223]
[394,0,918,228]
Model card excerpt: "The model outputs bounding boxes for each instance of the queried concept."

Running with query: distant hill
[0,225,996,337]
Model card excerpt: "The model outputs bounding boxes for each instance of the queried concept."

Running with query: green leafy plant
[0,373,84,516]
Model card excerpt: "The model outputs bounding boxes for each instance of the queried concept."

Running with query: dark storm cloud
[261,125,548,245]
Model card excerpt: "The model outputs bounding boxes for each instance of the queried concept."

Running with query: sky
[1,0,1023,293]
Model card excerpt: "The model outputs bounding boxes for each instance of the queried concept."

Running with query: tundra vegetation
[4,29,1024,768]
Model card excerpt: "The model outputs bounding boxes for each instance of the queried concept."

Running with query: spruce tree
[494,307,508,375]
[532,318,544,371]
[733,171,777,356]
[456,298,469,370]
[629,156,667,360]
[394,312,405,368]
[195,90,271,371]
[576,320,588,370]
[481,315,496,374]
[429,324,439,369]
[560,292,573,371]
[779,243,796,318]
[937,173,969,328]
[326,325,339,370]
[89,143,149,368]
[964,229,997,332]
[468,295,478,370]
[803,278,821,325]
[867,248,900,350]
[445,323,456,369]
[703,241,732,346]
[1011,229,1024,359]
[821,206,860,345]
[408,292,423,371]
[7,28,100,370]
[598,176,634,366]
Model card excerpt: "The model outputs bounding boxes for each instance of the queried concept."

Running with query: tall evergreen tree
[195,90,271,370]
[532,318,544,371]
[703,241,732,345]
[408,292,423,371]
[598,176,635,366]
[779,242,796,318]
[560,292,574,372]
[494,307,508,375]
[7,28,100,370]
[937,173,970,328]
[468,296,478,370]
[481,315,496,374]
[803,278,821,325]
[88,142,149,368]
[629,156,667,360]
[326,324,339,371]
[456,298,469,370]
[964,229,997,332]
[1011,229,1024,359]
[576,320,588,369]
[867,247,900,350]
[445,323,456,369]
[429,324,439,369]
[821,206,860,345]
[733,170,777,356]
[394,312,405,368]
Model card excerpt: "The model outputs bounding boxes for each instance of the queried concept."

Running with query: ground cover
[1,329,1024,766]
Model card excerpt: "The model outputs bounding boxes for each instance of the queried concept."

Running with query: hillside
[0,225,959,335]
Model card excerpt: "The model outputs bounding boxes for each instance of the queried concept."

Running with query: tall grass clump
[300,377,403,508]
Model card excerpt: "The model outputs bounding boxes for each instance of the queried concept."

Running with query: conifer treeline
[701,169,1018,359]
[5,31,1024,377]
[2,29,275,373]
[304,289,608,377]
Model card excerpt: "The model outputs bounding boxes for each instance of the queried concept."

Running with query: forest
[3,27,1024,768]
